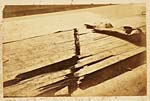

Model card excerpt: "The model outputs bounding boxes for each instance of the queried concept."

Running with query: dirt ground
[3,4,111,18]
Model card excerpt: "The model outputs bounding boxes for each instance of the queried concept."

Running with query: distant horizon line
[4,2,145,6]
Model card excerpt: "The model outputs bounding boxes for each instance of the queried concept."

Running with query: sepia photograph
[1,0,147,98]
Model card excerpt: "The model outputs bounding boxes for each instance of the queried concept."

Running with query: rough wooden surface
[72,64,147,96]
[3,31,75,82]
[3,27,146,96]
[2,3,147,98]
[76,46,145,77]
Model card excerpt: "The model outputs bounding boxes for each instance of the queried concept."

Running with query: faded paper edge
[0,0,150,101]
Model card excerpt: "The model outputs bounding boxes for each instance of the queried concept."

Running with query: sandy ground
[3,4,110,18]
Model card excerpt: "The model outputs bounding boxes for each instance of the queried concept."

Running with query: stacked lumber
[3,25,146,97]
[3,30,75,82]
[72,64,147,96]
[3,6,146,96]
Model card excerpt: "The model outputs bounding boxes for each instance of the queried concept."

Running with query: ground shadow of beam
[37,78,71,91]
[35,55,114,96]
[4,55,78,87]
[36,77,79,97]
[93,29,146,46]
[34,51,146,96]
[79,51,146,90]
[36,84,68,97]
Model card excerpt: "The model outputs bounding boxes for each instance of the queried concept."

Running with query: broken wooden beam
[75,46,145,77]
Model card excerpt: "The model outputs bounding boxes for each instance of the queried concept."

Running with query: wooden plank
[4,32,139,80]
[3,30,107,57]
[80,36,131,56]
[4,45,145,96]
[75,43,134,69]
[79,31,108,43]
[3,47,74,82]
[3,4,146,98]
[3,30,110,82]
[3,31,74,82]
[75,46,145,77]
[4,45,145,97]
[4,69,70,97]
[72,64,146,96]
[3,31,74,53]
[6,20,145,82]
[80,35,110,46]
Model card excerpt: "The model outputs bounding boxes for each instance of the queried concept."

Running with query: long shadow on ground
[79,51,146,90]
[35,51,146,96]
[3,55,78,87]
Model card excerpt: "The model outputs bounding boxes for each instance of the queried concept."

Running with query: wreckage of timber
[3,4,146,97]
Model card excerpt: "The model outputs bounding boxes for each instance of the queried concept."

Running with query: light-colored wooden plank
[2,28,108,81]
[3,31,75,82]
[75,46,145,77]
[72,64,146,96]
[4,69,70,97]
[80,36,131,56]
[75,43,131,69]
[3,49,74,82]
[2,3,147,98]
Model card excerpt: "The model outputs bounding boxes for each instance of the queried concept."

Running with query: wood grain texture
[1,2,149,101]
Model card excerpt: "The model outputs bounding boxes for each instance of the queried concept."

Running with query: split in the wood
[3,55,78,87]
[79,51,146,90]
[73,28,81,56]
[35,50,146,96]
[3,23,146,96]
